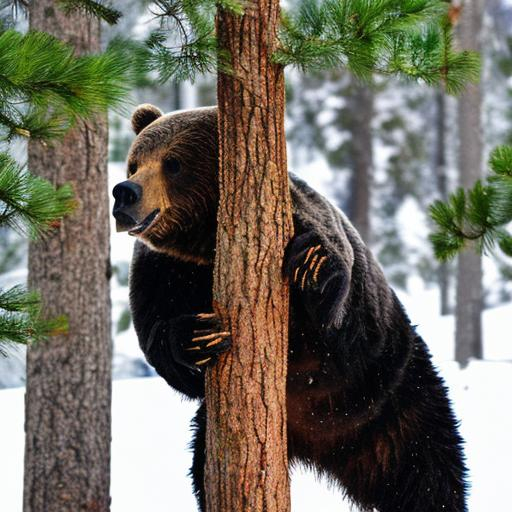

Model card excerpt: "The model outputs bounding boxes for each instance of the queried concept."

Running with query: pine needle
[0,29,136,140]
[430,146,512,261]
[0,152,75,238]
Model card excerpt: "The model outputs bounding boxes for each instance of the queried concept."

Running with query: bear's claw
[284,231,348,329]
[169,313,231,371]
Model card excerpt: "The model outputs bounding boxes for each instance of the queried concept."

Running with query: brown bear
[112,104,467,512]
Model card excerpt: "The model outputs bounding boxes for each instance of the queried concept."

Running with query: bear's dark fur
[114,105,468,512]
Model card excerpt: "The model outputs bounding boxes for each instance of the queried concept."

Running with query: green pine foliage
[0,29,135,140]
[144,1,219,83]
[147,0,479,93]
[430,146,512,262]
[386,16,480,94]
[276,0,442,71]
[0,286,67,355]
[275,0,479,93]
[0,153,74,237]
[0,156,72,349]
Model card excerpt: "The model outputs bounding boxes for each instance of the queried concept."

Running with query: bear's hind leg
[318,402,467,512]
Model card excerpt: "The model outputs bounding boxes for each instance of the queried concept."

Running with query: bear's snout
[112,180,142,229]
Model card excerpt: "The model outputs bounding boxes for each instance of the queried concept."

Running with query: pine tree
[452,0,484,367]
[431,3,512,256]
[0,1,135,509]
[0,10,132,354]
[205,1,293,508]
[434,88,452,314]
[21,0,134,509]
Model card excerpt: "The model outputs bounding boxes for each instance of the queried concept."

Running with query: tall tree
[204,1,293,510]
[346,77,374,244]
[455,0,485,365]
[24,2,113,510]
[435,89,451,314]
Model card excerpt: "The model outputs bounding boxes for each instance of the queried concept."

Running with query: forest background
[1,0,512,511]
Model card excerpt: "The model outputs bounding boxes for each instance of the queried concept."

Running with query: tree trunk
[346,78,373,244]
[172,81,181,111]
[24,3,112,511]
[204,2,292,511]
[435,90,451,315]
[455,0,484,365]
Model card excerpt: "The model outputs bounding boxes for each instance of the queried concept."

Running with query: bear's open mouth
[129,209,160,236]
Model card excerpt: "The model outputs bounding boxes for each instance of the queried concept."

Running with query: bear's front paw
[284,231,348,329]
[169,313,231,372]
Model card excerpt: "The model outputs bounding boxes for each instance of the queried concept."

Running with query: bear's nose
[113,180,142,207]
[112,181,142,224]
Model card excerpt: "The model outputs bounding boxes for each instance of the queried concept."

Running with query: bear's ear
[131,104,163,135]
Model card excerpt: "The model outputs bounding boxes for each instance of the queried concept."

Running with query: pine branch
[0,29,136,140]
[386,16,480,94]
[430,146,512,262]
[146,29,218,83]
[489,145,512,177]
[0,152,75,238]
[56,0,122,25]
[0,150,73,352]
[145,0,219,83]
[0,285,67,354]
[148,0,479,90]
[275,0,442,70]
[488,146,512,226]
[274,0,479,92]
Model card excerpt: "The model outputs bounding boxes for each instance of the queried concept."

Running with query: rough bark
[204,2,292,511]
[435,91,451,315]
[23,2,112,511]
[455,0,484,365]
[346,78,373,244]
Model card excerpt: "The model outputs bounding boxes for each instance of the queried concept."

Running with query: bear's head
[112,104,218,264]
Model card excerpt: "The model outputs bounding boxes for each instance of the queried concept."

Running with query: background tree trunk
[455,0,484,365]
[172,82,181,111]
[23,2,112,511]
[346,78,373,245]
[204,1,292,511]
[435,90,451,315]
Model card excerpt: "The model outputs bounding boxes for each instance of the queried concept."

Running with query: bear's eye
[128,162,137,176]
[163,157,181,175]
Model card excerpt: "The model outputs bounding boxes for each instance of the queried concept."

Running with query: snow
[2,297,511,511]
[397,277,512,363]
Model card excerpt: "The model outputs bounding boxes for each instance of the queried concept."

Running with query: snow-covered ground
[1,166,511,511]
[2,352,512,511]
